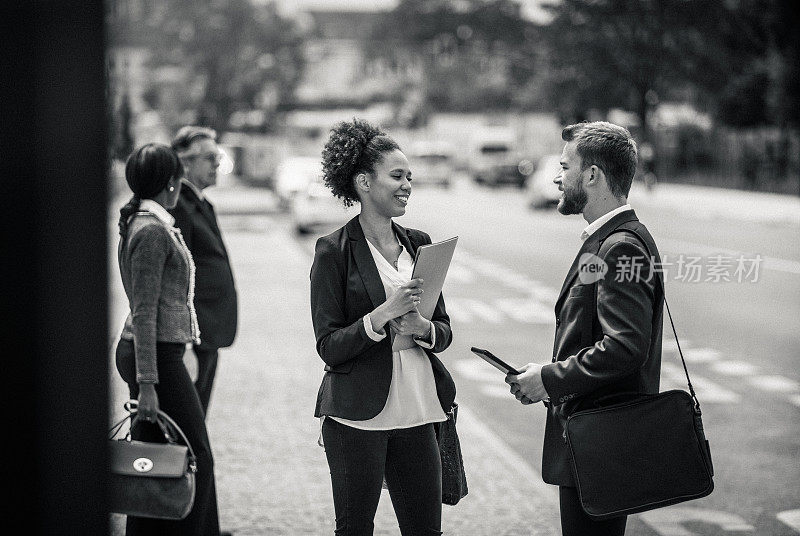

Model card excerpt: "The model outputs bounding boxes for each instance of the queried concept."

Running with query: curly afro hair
[321,118,400,207]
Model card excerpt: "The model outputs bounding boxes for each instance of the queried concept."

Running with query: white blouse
[329,235,447,431]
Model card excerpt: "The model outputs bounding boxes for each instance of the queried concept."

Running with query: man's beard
[557,182,588,215]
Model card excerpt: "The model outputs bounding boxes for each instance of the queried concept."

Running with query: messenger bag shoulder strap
[599,227,702,414]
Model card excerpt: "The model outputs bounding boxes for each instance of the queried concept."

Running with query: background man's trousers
[193,345,219,416]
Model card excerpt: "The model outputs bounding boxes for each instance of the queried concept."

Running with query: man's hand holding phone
[505,363,549,406]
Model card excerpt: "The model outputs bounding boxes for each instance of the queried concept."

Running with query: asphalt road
[286,180,800,536]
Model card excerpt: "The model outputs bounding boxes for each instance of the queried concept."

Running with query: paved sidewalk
[108,214,561,535]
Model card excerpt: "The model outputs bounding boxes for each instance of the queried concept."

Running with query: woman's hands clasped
[369,278,425,335]
[389,310,431,338]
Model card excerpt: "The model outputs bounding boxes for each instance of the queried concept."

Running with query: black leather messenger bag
[564,230,714,520]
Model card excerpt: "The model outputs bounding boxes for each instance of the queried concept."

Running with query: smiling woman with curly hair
[320,118,401,206]
[310,119,457,535]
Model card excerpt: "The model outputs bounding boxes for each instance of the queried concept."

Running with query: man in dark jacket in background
[506,121,663,536]
[171,126,238,417]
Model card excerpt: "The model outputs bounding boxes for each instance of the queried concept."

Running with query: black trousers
[116,339,221,536]
[322,417,443,536]
[192,345,219,417]
[559,486,627,536]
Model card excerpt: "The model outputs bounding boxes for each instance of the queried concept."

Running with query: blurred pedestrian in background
[507,122,663,536]
[170,126,238,417]
[310,119,457,535]
[115,143,223,536]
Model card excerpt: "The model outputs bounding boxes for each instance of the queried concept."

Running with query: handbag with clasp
[108,401,197,520]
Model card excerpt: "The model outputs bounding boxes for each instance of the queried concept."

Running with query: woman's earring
[169,186,175,192]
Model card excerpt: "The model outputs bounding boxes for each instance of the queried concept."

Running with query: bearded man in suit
[170,126,238,417]
[507,121,664,536]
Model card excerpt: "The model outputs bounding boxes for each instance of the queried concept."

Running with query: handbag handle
[109,400,198,472]
[599,228,701,415]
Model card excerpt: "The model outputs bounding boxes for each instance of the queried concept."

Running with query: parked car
[406,142,454,188]
[273,156,322,208]
[471,141,531,188]
[291,176,354,235]
[526,154,563,209]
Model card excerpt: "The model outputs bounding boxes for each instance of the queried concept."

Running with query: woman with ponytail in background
[115,143,222,536]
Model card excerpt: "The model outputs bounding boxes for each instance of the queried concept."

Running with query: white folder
[411,236,458,320]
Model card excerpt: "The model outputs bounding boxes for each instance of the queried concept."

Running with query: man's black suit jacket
[540,209,664,486]
[310,216,456,420]
[170,184,238,349]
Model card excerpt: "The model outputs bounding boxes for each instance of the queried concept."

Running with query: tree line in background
[109,0,800,192]
[371,0,799,131]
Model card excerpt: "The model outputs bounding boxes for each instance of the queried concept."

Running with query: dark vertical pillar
[1,1,108,534]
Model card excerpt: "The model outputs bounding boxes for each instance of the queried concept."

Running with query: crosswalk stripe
[480,383,515,399]
[456,249,559,300]
[748,375,799,393]
[463,299,503,323]
[777,510,800,533]
[710,361,760,376]
[641,506,755,534]
[659,237,800,275]
[452,359,498,382]
[447,297,555,325]
[662,339,692,352]
[445,300,475,323]
[493,297,553,324]
[682,348,722,363]
[661,362,741,403]
[445,263,476,284]
[448,250,797,409]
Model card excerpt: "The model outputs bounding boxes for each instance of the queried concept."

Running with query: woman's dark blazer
[311,216,456,420]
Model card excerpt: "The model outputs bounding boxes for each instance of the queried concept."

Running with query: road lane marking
[453,359,498,382]
[480,383,515,399]
[439,248,796,409]
[457,249,560,301]
[748,375,799,393]
[444,300,475,323]
[681,348,721,363]
[456,404,559,503]
[445,262,476,284]
[777,509,800,533]
[685,376,742,404]
[662,339,692,352]
[448,298,503,323]
[661,363,741,403]
[493,297,553,324]
[659,237,800,275]
[710,361,760,376]
[640,506,754,535]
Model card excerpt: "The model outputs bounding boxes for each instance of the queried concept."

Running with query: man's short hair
[561,121,638,198]
[171,126,217,153]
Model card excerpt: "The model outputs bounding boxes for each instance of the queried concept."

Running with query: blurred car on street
[526,154,562,209]
[274,156,322,208]
[406,141,454,188]
[291,175,354,235]
[470,135,532,188]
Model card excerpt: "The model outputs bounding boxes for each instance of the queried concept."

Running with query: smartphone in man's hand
[470,347,522,375]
